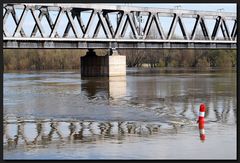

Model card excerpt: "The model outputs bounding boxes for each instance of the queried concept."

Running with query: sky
[115,3,236,13]
[4,3,236,38]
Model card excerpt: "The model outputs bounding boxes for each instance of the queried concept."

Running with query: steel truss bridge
[3,3,237,49]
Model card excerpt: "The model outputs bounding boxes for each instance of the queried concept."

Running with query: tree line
[121,49,236,69]
[3,48,236,71]
[4,49,85,71]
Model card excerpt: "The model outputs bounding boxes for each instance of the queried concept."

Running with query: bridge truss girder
[3,3,237,49]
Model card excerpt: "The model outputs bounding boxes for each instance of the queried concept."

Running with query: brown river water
[3,68,236,159]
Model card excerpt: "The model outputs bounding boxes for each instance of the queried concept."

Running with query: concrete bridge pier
[81,49,126,77]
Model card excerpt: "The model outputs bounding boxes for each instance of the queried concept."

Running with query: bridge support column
[81,49,126,77]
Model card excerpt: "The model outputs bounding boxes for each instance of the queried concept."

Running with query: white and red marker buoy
[198,103,206,141]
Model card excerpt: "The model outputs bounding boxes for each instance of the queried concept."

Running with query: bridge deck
[4,37,236,49]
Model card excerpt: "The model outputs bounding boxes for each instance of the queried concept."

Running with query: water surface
[3,68,236,159]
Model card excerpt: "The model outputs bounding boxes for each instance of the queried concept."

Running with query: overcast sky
[115,3,236,13]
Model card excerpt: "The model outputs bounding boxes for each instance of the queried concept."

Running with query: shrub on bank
[196,57,210,69]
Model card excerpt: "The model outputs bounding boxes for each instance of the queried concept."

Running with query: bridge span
[3,3,237,76]
[3,3,237,49]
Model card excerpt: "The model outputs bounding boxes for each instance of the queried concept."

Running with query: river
[3,68,236,159]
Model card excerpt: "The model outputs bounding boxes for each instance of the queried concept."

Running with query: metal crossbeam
[3,3,237,49]
[12,5,28,37]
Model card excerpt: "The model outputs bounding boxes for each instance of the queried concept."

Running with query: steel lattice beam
[3,3,237,49]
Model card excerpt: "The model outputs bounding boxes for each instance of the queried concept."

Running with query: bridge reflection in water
[81,76,126,99]
[4,119,184,150]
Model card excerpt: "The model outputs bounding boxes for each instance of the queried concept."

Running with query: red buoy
[198,103,206,142]
[198,103,205,128]
[199,128,206,141]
